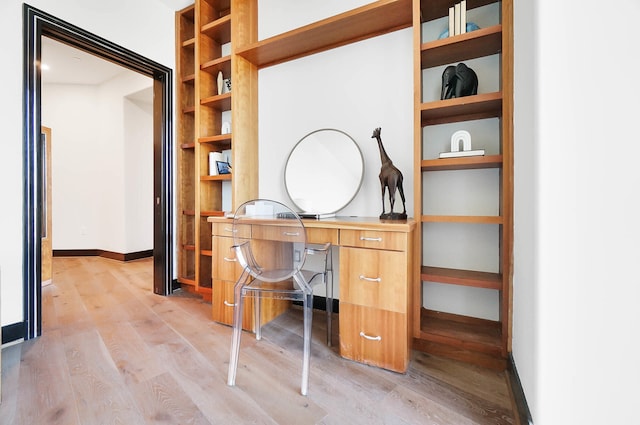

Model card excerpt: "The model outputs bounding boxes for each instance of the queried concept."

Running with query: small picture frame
[216,161,231,175]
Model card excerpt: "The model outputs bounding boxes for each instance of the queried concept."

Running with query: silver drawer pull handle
[359,331,381,341]
[223,257,237,262]
[224,227,236,233]
[359,275,381,282]
[223,300,236,307]
[284,232,300,236]
[360,236,382,242]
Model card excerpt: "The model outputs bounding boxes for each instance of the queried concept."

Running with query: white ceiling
[40,0,193,85]
[41,37,128,85]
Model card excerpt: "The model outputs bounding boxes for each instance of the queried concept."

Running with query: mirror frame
[284,128,364,215]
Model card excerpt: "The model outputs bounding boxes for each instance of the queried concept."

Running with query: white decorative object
[223,78,231,93]
[209,151,225,175]
[439,130,485,158]
[221,121,231,134]
[217,71,223,95]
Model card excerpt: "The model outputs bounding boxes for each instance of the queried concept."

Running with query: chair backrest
[232,199,307,282]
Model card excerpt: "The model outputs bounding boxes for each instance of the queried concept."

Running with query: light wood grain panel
[340,247,408,312]
[339,303,409,373]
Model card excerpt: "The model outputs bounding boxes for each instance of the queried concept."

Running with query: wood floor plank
[63,329,146,424]
[0,343,23,423]
[97,321,166,385]
[130,372,212,425]
[13,330,80,425]
[1,257,516,425]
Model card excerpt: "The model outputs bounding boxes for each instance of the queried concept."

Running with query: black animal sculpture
[441,62,478,100]
[372,127,407,220]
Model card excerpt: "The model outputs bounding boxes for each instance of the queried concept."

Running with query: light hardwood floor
[1,257,516,424]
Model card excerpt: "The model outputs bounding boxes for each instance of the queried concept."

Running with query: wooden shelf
[421,25,502,69]
[200,210,225,217]
[421,91,502,126]
[182,74,195,84]
[200,55,231,76]
[201,14,231,44]
[201,174,232,181]
[421,266,501,290]
[182,37,195,48]
[182,210,196,216]
[200,92,231,111]
[421,215,502,224]
[177,276,196,286]
[422,154,502,171]
[413,308,505,369]
[183,244,195,251]
[180,142,195,149]
[198,134,231,149]
[236,0,412,68]
[183,105,195,114]
[418,309,502,354]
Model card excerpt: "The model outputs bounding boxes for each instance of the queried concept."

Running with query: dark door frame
[23,4,174,340]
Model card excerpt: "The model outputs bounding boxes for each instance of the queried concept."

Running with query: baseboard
[507,353,534,425]
[293,296,339,314]
[53,249,153,262]
[2,322,25,345]
[172,278,181,291]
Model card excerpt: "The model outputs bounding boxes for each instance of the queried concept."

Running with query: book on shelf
[449,1,467,36]
[439,149,485,159]
[448,6,454,37]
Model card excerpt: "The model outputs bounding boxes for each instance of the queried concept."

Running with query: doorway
[23,4,173,340]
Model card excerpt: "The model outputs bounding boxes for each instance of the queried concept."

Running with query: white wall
[42,73,153,254]
[0,0,174,326]
[258,1,414,219]
[513,1,640,423]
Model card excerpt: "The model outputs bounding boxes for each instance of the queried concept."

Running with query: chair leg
[325,269,333,347]
[227,280,245,387]
[301,291,313,396]
[254,292,262,340]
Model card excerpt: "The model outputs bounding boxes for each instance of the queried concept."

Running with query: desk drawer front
[340,247,407,312]
[212,280,253,330]
[339,229,407,251]
[212,222,251,239]
[339,303,409,373]
[306,227,339,245]
[212,236,244,281]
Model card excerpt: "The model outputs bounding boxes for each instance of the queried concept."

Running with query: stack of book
[448,1,467,36]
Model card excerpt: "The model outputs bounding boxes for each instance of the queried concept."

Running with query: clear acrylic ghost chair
[227,199,320,395]
[301,242,333,346]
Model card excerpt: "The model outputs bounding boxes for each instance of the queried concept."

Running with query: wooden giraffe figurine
[372,127,407,219]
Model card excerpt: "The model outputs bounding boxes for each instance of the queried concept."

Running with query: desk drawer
[212,222,234,237]
[212,236,243,281]
[212,280,253,330]
[339,303,409,373]
[340,247,407,312]
[306,227,339,245]
[339,229,407,251]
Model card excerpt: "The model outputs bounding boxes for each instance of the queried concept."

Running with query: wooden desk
[208,216,416,373]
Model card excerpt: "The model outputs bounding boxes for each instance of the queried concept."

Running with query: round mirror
[284,129,364,216]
